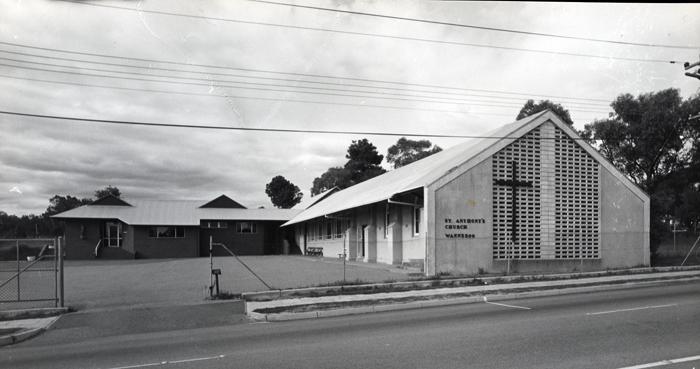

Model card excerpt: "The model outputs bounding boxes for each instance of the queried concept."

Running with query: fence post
[55,237,59,307]
[58,236,65,308]
[16,240,20,301]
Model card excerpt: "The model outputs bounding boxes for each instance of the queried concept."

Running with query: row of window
[306,206,422,242]
[201,221,257,233]
[307,219,345,241]
[147,222,258,238]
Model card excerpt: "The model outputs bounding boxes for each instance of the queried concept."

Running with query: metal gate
[0,237,64,309]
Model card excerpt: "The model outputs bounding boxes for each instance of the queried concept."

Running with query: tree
[311,167,351,195]
[311,139,387,195]
[387,137,442,168]
[516,99,574,125]
[44,195,92,216]
[94,186,121,199]
[265,176,303,208]
[581,89,700,254]
[581,89,693,193]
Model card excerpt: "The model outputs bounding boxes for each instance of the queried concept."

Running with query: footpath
[243,267,700,321]
[0,308,67,346]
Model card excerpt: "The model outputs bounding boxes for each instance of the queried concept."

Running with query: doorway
[361,225,368,260]
[106,221,122,248]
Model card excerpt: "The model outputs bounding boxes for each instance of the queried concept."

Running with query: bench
[306,246,323,257]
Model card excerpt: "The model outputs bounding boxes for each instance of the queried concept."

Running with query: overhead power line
[0,56,610,111]
[0,110,597,139]
[0,40,613,103]
[0,74,515,116]
[0,74,605,119]
[249,0,699,50]
[0,62,611,113]
[56,1,683,63]
[0,49,611,107]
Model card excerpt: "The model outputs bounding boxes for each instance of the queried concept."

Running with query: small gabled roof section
[90,195,131,206]
[199,195,247,209]
[293,186,340,210]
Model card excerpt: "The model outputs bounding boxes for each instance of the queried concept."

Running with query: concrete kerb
[241,265,700,302]
[247,273,700,322]
[0,316,61,347]
[0,307,69,321]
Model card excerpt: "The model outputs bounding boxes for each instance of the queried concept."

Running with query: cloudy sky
[1,1,699,215]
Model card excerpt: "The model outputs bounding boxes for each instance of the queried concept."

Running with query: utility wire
[249,0,699,50]
[0,73,523,116]
[0,56,548,107]
[0,40,613,103]
[0,56,610,111]
[0,62,611,113]
[0,49,611,107]
[56,1,684,62]
[0,110,598,139]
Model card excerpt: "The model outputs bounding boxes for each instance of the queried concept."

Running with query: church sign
[443,217,486,239]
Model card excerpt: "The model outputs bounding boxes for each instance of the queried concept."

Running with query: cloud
[0,1,698,215]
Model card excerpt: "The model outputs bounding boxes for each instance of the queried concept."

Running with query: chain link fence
[0,238,64,310]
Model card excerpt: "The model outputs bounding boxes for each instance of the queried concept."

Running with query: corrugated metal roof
[282,112,549,226]
[52,199,301,225]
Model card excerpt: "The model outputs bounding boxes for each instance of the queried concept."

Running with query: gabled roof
[283,110,648,226]
[90,195,131,206]
[52,198,301,225]
[293,186,339,210]
[199,194,246,209]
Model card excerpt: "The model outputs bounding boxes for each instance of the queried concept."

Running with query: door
[106,222,122,248]
[361,225,368,259]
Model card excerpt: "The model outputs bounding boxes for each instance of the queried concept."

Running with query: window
[203,221,228,229]
[148,226,185,238]
[413,207,422,236]
[335,219,342,238]
[236,222,257,233]
[80,225,86,240]
[326,221,332,239]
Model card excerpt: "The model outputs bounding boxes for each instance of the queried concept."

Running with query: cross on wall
[494,161,533,244]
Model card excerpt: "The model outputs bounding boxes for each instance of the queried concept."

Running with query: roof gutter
[387,199,421,207]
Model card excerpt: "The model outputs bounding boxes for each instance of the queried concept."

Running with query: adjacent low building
[53,195,301,259]
[283,111,650,276]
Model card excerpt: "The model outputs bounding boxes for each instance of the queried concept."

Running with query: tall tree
[94,186,121,199]
[311,139,387,195]
[311,167,351,196]
[44,195,92,216]
[517,99,574,125]
[581,89,699,253]
[581,89,694,193]
[265,176,303,208]
[387,137,442,168]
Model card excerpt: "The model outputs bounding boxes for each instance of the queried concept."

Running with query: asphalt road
[1,280,699,369]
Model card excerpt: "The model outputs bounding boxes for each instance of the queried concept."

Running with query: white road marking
[108,363,162,369]
[482,296,531,310]
[615,354,700,369]
[169,355,226,364]
[586,304,678,316]
[106,355,225,369]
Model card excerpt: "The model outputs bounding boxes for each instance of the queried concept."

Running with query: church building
[284,111,650,276]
